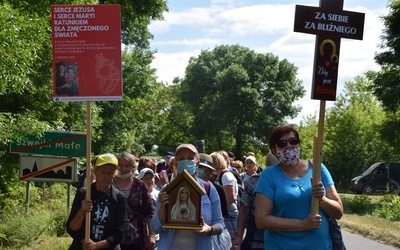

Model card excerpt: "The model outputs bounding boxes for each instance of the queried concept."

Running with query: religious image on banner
[55,61,79,97]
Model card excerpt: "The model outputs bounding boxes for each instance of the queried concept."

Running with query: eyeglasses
[276,137,300,148]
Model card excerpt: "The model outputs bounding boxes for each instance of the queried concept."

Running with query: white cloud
[151,50,200,84]
[150,1,389,124]
[218,4,296,36]
[152,38,222,47]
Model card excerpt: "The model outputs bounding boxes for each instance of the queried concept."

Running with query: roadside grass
[341,214,400,248]
[340,193,400,248]
[18,236,71,250]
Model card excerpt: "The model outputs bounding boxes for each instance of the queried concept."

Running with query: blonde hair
[232,160,244,172]
[211,152,228,170]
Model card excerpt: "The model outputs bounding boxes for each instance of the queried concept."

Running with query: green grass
[18,236,71,250]
[341,214,400,248]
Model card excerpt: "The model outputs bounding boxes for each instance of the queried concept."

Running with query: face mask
[115,172,132,180]
[277,148,300,167]
[197,167,206,179]
[177,160,197,175]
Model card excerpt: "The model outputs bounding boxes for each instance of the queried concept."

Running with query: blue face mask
[177,160,197,175]
[197,167,206,179]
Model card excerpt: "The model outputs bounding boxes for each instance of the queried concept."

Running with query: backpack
[218,170,244,205]
[203,180,230,218]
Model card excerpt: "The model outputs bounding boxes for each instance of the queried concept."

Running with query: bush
[0,183,71,249]
[341,195,374,214]
[373,194,400,221]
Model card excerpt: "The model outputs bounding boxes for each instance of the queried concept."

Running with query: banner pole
[311,100,325,214]
[85,101,92,240]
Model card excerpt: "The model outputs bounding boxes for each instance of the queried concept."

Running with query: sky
[149,0,389,124]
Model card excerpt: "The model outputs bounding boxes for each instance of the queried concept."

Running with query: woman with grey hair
[114,152,156,250]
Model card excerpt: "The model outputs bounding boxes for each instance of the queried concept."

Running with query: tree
[297,114,318,160]
[178,44,305,157]
[92,48,162,155]
[372,0,400,112]
[323,76,392,189]
[0,0,168,192]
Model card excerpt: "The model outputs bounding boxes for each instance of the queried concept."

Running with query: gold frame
[162,170,206,230]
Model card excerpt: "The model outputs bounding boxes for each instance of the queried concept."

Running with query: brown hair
[231,160,244,172]
[138,157,156,172]
[268,125,300,152]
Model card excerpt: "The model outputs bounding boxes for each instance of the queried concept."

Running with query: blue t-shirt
[255,162,334,250]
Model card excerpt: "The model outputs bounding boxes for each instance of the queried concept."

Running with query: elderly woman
[114,152,156,250]
[211,151,239,243]
[255,125,343,249]
[241,156,258,182]
[67,153,127,250]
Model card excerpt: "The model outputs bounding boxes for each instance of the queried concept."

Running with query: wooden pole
[311,100,326,214]
[85,101,92,240]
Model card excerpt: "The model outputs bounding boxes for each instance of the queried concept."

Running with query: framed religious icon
[162,169,206,230]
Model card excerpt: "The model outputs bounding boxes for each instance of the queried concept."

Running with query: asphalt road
[342,230,398,249]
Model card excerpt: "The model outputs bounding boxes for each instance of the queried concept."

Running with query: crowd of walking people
[66,125,343,250]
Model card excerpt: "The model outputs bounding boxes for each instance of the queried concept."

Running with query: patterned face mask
[276,148,300,167]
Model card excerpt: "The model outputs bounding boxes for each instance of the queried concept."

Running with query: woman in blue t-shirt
[255,125,343,250]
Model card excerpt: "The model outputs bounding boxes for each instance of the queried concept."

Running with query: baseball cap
[175,143,198,155]
[94,153,118,169]
[165,151,174,157]
[199,153,215,171]
[137,168,155,180]
[245,156,257,164]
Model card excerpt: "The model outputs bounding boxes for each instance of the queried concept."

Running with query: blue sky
[149,0,389,124]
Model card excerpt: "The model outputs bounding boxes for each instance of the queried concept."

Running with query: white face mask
[277,148,300,167]
[115,172,133,180]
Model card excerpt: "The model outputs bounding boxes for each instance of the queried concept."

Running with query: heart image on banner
[325,61,331,67]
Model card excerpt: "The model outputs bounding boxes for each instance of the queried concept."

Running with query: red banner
[51,5,122,101]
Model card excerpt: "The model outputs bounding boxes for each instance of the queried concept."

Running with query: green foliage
[297,115,318,160]
[0,183,69,248]
[373,194,400,221]
[341,195,373,214]
[0,0,168,194]
[178,44,305,157]
[342,194,400,222]
[0,209,69,248]
[323,76,389,189]
[372,0,400,112]
[92,48,163,155]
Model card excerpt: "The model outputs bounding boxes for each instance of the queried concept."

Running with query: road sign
[19,155,77,183]
[10,131,86,157]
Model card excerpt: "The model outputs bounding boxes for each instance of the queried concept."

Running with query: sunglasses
[276,137,300,148]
